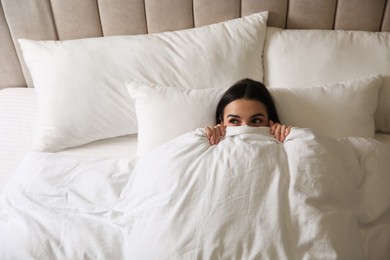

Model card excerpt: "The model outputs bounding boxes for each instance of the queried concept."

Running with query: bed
[1,0,390,259]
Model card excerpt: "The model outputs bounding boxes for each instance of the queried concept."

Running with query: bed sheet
[0,134,138,195]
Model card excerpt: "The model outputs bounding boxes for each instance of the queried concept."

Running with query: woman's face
[222,99,269,127]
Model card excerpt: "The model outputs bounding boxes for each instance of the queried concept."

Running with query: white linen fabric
[18,12,268,152]
[0,152,135,260]
[127,74,381,156]
[0,88,138,195]
[2,86,385,195]
[0,88,38,193]
[264,27,390,132]
[270,74,381,139]
[1,127,389,259]
[127,82,226,156]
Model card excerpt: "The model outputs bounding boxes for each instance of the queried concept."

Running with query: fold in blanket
[117,127,365,259]
[1,126,389,259]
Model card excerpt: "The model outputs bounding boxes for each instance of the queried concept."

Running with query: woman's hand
[205,124,226,145]
[206,121,292,145]
[269,120,293,143]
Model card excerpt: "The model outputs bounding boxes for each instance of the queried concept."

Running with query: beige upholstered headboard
[1,0,389,90]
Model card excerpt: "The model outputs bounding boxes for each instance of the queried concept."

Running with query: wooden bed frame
[0,0,389,90]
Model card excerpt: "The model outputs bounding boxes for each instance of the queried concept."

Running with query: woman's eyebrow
[227,113,265,118]
[250,113,265,118]
[227,114,240,118]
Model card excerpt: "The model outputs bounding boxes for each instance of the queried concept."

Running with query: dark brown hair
[215,78,280,124]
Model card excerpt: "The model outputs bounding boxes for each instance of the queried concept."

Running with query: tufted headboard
[0,0,389,89]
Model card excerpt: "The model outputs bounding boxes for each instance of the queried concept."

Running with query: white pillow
[127,74,381,157]
[18,12,268,152]
[127,82,226,156]
[270,74,381,139]
[264,27,390,132]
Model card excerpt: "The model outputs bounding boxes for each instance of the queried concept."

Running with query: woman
[206,78,293,145]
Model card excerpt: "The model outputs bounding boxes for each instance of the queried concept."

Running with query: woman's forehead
[224,99,267,112]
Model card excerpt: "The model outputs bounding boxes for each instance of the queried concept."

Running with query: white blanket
[1,127,389,259]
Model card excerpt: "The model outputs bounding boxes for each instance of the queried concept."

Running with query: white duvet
[1,127,389,259]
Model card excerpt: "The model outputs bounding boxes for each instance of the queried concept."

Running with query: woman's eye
[252,118,263,124]
[229,119,239,124]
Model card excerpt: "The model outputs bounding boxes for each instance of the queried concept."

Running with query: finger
[285,126,292,137]
[280,124,287,142]
[220,124,226,137]
[206,126,216,145]
[211,126,221,145]
[270,122,277,135]
[284,126,293,141]
[275,124,282,142]
[270,122,280,137]
[205,127,212,139]
[214,126,221,144]
[210,128,217,145]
